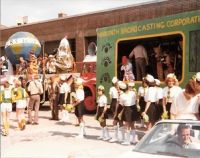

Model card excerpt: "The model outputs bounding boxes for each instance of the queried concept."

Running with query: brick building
[0,0,200,62]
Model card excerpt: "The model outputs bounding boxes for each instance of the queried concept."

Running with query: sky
[1,0,160,27]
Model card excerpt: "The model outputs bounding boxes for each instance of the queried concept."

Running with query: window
[117,34,183,81]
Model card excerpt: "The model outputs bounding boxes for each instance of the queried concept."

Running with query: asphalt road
[1,106,142,158]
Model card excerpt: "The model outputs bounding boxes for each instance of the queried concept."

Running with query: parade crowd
[1,71,200,146]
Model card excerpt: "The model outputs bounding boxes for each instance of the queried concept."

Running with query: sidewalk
[1,109,146,158]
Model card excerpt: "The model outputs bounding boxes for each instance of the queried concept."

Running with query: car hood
[118,151,184,158]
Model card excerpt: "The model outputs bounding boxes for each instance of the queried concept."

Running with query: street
[1,106,139,158]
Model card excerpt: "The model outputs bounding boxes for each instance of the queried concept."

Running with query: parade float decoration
[55,36,75,73]
[5,31,41,65]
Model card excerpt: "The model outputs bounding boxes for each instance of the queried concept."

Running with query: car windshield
[134,121,200,158]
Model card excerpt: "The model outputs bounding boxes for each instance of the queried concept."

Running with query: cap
[154,79,160,86]
[118,81,127,90]
[128,82,135,87]
[112,77,118,84]
[166,73,176,79]
[98,85,105,91]
[122,56,128,65]
[196,72,200,82]
[75,78,83,85]
[146,74,154,83]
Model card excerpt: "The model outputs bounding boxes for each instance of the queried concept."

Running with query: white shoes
[121,141,131,145]
[76,134,85,139]
[109,138,118,143]
[103,136,111,141]
[97,136,104,140]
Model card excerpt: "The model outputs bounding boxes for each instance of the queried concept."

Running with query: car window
[134,122,200,158]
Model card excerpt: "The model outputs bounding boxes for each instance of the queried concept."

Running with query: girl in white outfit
[163,73,182,119]
[96,85,111,141]
[171,79,200,120]
[73,78,85,138]
[121,82,138,145]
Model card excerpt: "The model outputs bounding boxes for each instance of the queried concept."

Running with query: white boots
[97,127,105,140]
[76,122,85,139]
[121,129,138,145]
[121,130,131,145]
[130,130,138,144]
[59,110,69,122]
[119,126,125,143]
[98,126,111,141]
[109,125,119,142]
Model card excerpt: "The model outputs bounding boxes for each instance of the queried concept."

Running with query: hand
[141,112,146,116]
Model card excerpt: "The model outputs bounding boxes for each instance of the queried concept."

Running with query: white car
[118,120,200,158]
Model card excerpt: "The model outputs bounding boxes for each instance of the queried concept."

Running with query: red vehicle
[76,61,96,112]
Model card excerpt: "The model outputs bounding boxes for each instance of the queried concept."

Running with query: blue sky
[1,0,161,27]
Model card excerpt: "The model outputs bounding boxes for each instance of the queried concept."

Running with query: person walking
[12,79,28,130]
[109,77,120,143]
[27,75,43,125]
[72,78,86,138]
[0,80,13,136]
[142,74,157,130]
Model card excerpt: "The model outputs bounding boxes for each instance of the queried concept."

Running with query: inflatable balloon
[5,31,41,65]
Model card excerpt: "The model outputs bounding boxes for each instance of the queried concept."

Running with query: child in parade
[162,73,182,119]
[109,77,119,115]
[72,78,86,138]
[120,56,135,82]
[154,79,163,120]
[112,81,127,143]
[142,74,157,130]
[58,75,70,122]
[137,77,148,128]
[1,81,13,136]
[121,82,139,145]
[95,85,111,141]
[109,77,120,143]
[12,79,28,130]
[128,82,140,144]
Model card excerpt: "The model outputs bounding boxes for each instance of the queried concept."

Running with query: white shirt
[119,92,125,105]
[127,90,136,105]
[120,93,133,107]
[156,87,163,101]
[28,80,43,95]
[75,89,84,102]
[59,83,70,94]
[97,95,107,107]
[129,45,148,65]
[138,86,148,97]
[109,86,118,99]
[171,90,199,120]
[146,87,157,102]
[163,86,182,103]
